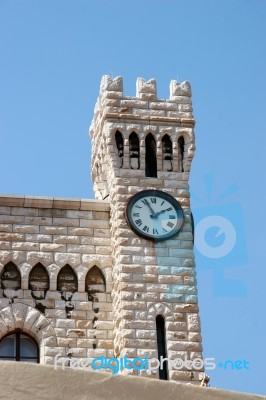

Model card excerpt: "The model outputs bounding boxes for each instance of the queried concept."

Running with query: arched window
[29,263,49,291]
[1,262,21,290]
[0,332,39,363]
[115,130,124,168]
[156,315,168,380]
[57,265,78,292]
[178,136,185,172]
[162,134,173,171]
[145,133,157,177]
[85,266,105,300]
[129,132,140,170]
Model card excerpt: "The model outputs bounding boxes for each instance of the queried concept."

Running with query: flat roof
[0,195,110,211]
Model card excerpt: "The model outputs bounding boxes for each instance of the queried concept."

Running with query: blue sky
[1,0,266,395]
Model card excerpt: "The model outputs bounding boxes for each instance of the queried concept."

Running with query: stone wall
[0,195,114,364]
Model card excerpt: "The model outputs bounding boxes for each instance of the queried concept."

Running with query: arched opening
[145,133,157,177]
[29,263,49,292]
[115,130,124,168]
[162,134,173,171]
[57,265,78,293]
[129,132,140,169]
[156,315,168,380]
[1,262,21,290]
[85,266,106,301]
[178,136,185,172]
[0,332,39,363]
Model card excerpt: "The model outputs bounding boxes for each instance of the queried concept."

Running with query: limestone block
[40,243,66,252]
[40,226,67,235]
[45,309,66,318]
[187,313,200,332]
[67,328,86,337]
[184,295,198,303]
[0,215,24,224]
[0,298,10,309]
[24,308,40,331]
[54,235,80,244]
[53,218,79,227]
[12,242,39,251]
[87,348,107,357]
[77,320,92,329]
[54,253,81,267]
[0,224,12,232]
[68,227,94,236]
[160,293,184,302]
[27,251,53,266]
[67,244,94,254]
[45,346,66,356]
[56,319,75,328]
[0,318,7,335]
[0,232,24,241]
[68,347,87,357]
[136,78,157,100]
[71,292,88,301]
[100,75,123,93]
[66,210,93,219]
[12,304,28,330]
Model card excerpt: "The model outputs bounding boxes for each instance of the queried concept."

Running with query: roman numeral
[142,199,149,205]
[135,219,142,226]
[161,201,165,206]
[169,215,176,219]
[150,198,156,204]
[167,222,174,228]
[133,212,140,217]
[153,228,159,234]
[166,207,173,212]
[163,228,167,233]
[135,205,142,209]
[143,225,149,232]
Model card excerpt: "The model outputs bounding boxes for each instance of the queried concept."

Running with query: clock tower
[90,76,204,383]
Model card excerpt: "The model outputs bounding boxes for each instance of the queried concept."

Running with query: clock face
[126,190,184,241]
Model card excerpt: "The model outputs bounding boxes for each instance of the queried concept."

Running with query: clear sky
[1,0,266,395]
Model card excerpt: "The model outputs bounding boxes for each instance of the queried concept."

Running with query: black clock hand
[153,209,169,218]
[142,199,156,216]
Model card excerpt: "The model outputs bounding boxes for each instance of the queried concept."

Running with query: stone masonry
[0,76,203,385]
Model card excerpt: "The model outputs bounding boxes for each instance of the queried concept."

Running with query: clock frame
[125,189,184,241]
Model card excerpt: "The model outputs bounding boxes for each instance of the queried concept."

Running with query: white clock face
[126,190,184,241]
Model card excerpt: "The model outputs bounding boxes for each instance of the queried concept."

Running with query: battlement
[99,75,192,101]
[91,76,195,142]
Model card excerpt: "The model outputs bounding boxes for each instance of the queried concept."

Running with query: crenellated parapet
[90,76,196,200]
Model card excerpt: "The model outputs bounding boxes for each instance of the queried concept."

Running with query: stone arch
[81,259,112,293]
[1,262,21,291]
[147,303,173,321]
[0,252,26,268]
[29,263,49,292]
[129,131,140,170]
[145,133,157,177]
[162,134,173,172]
[175,129,195,173]
[0,303,58,362]
[57,264,78,293]
[85,266,106,300]
[115,130,124,168]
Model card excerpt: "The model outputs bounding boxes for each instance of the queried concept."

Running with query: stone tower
[90,75,203,383]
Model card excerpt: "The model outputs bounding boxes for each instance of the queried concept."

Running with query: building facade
[0,76,203,384]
